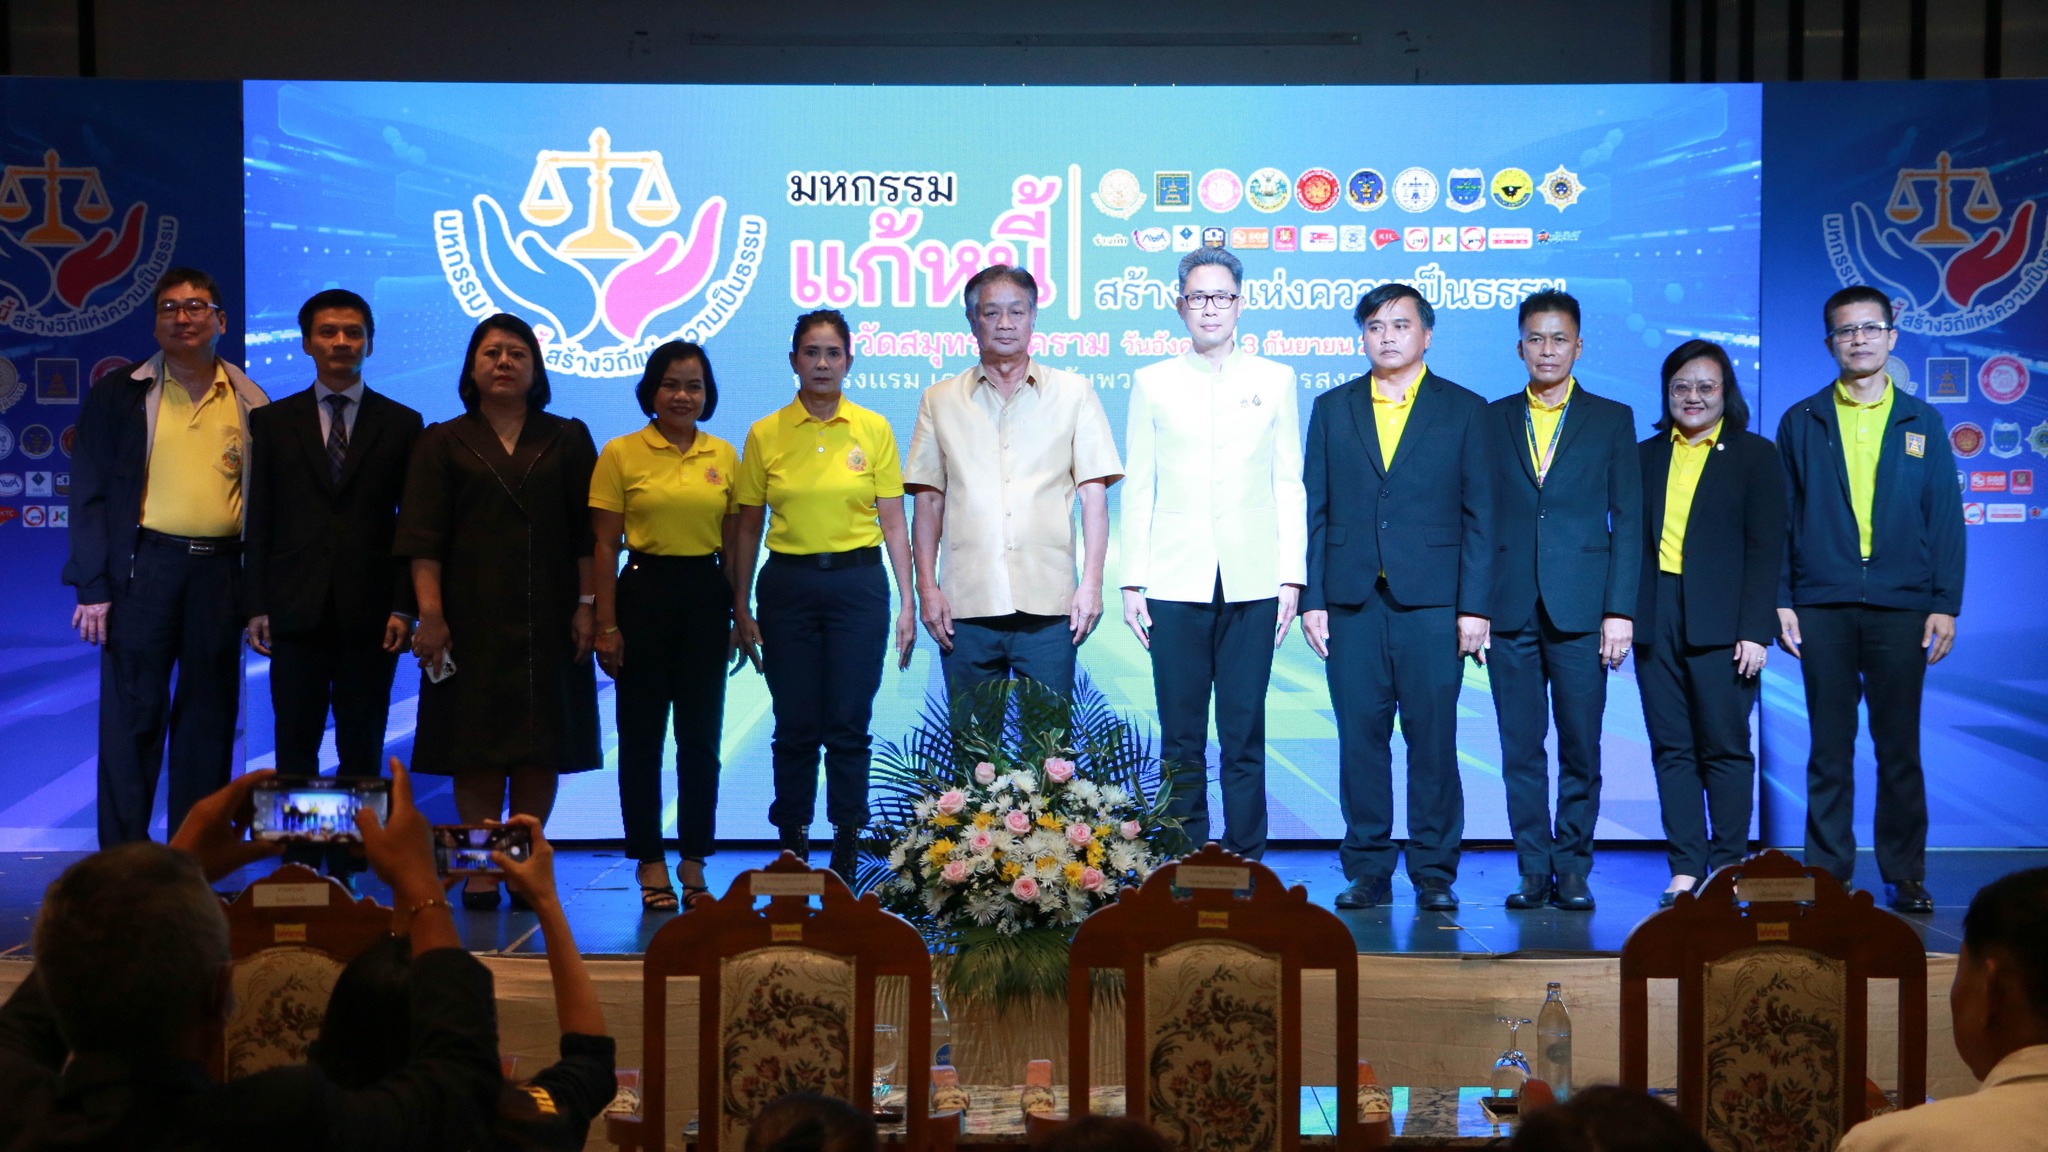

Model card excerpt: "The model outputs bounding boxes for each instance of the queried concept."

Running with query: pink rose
[1119,820,1142,840]
[936,789,967,815]
[969,831,996,854]
[1044,757,1076,783]
[974,761,997,784]
[1066,822,1093,846]
[1004,810,1032,834]
[1080,867,1105,892]
[1011,875,1040,901]
[941,859,970,884]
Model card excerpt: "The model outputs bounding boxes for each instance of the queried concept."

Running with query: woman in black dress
[396,313,600,908]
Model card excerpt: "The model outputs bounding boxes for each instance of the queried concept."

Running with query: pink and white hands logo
[433,129,766,378]
[1824,151,2047,338]
[0,150,178,337]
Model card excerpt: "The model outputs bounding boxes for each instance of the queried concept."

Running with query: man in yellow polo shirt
[1775,285,1964,914]
[64,267,268,846]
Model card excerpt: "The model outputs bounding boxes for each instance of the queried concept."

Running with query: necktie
[325,393,351,483]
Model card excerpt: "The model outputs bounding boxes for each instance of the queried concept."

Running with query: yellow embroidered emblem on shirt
[1905,432,1925,457]
[846,444,867,472]
[705,466,722,485]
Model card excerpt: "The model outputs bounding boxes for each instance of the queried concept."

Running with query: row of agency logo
[0,421,72,463]
[1092,166,1583,219]
[1949,419,2048,461]
[0,355,95,413]
[0,470,68,498]
[1093,223,1577,255]
[1963,468,2036,495]
[0,504,69,529]
[1922,354,2031,406]
[1959,502,2043,526]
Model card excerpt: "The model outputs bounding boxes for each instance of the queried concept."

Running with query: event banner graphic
[0,79,243,849]
[236,81,1761,841]
[1759,81,2048,848]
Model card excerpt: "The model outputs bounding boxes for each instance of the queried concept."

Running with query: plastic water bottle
[1536,982,1572,1099]
[930,982,954,1067]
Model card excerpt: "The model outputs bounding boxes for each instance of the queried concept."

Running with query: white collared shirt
[1837,1044,2048,1152]
[313,379,367,444]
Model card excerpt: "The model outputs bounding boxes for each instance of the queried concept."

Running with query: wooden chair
[1620,849,1927,1150]
[216,862,391,1080]
[606,852,940,1151]
[1065,843,1377,1151]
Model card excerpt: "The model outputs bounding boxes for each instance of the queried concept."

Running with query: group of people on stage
[63,253,1963,917]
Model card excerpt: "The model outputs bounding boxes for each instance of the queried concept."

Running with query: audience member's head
[1954,866,2048,1078]
[32,841,231,1058]
[744,1094,877,1152]
[310,934,415,1087]
[1508,1084,1710,1152]
[1030,1115,1175,1152]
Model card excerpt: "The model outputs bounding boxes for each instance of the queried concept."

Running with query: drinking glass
[1490,1017,1532,1096]
[872,1023,901,1103]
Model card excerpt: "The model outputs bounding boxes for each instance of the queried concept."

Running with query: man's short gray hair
[1176,248,1244,292]
[34,841,230,1054]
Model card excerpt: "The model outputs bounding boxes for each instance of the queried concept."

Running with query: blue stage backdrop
[232,80,1762,842]
[0,79,245,849]
[1758,80,2048,849]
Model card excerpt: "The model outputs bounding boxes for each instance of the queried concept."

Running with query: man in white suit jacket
[1120,248,1305,858]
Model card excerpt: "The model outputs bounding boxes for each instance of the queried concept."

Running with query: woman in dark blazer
[1634,339,1787,906]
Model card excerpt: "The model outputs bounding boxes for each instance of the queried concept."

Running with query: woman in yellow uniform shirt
[732,309,916,879]
[590,341,738,912]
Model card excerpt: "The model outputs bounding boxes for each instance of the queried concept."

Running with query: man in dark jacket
[1476,289,1643,912]
[1776,284,1965,914]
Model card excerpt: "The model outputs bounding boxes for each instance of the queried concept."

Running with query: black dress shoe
[1552,873,1595,911]
[828,826,860,880]
[1505,874,1552,909]
[777,826,811,863]
[1886,879,1935,914]
[1657,889,1680,909]
[1415,880,1459,912]
[1335,875,1392,910]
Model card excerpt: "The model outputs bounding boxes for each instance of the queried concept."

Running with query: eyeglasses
[1181,292,1241,310]
[1669,379,1722,399]
[1828,321,1894,343]
[157,299,220,318]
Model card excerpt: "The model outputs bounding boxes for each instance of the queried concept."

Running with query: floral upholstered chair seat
[225,947,346,1079]
[1144,939,1284,1152]
[1700,945,1847,1152]
[717,946,857,1149]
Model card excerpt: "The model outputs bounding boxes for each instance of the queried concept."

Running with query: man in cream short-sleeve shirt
[905,264,1123,701]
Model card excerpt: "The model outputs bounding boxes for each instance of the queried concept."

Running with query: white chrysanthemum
[1010,771,1038,793]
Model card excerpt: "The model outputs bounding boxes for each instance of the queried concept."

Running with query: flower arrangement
[862,676,1184,1007]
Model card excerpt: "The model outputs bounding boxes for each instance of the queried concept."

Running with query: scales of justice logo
[0,149,178,337]
[434,128,768,378]
[1824,151,2047,338]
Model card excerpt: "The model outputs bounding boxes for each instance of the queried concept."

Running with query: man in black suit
[246,289,422,884]
[1301,283,1493,912]
[1479,289,1642,911]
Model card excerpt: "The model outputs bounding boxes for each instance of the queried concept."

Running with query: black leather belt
[766,546,881,571]
[140,528,241,556]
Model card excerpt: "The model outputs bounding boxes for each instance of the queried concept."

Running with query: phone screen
[434,824,533,875]
[250,778,391,843]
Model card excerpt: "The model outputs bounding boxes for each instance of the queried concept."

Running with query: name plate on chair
[1197,911,1230,930]
[252,883,331,908]
[1178,866,1252,890]
[771,924,804,942]
[1737,878,1815,904]
[1757,922,1791,941]
[273,923,308,943]
[752,874,825,897]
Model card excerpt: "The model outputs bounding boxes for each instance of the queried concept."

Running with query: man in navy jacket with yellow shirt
[1776,285,1964,914]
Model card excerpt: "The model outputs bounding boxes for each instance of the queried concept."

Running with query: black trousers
[614,553,730,862]
[1636,573,1757,879]
[1489,605,1607,878]
[271,604,401,874]
[1326,584,1465,884]
[1148,582,1278,860]
[1797,602,1929,884]
[756,555,888,833]
[97,532,243,846]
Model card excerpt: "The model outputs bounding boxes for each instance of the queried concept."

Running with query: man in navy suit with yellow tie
[1478,289,1642,912]
[1301,283,1493,911]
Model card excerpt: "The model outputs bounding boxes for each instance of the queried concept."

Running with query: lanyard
[1525,395,1570,487]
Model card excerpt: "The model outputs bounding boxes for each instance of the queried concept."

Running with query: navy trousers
[1796,602,1928,885]
[97,532,243,846]
[1636,573,1757,880]
[756,556,889,833]
[1488,606,1608,878]
[272,603,401,875]
[614,553,730,862]
[1147,584,1278,859]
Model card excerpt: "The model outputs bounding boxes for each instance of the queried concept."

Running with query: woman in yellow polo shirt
[732,309,916,879]
[590,341,739,912]
[1633,339,1787,906]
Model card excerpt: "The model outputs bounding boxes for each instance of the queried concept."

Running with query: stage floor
[2,843,2037,959]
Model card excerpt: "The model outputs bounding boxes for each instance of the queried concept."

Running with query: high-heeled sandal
[638,862,679,913]
[677,859,712,909]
